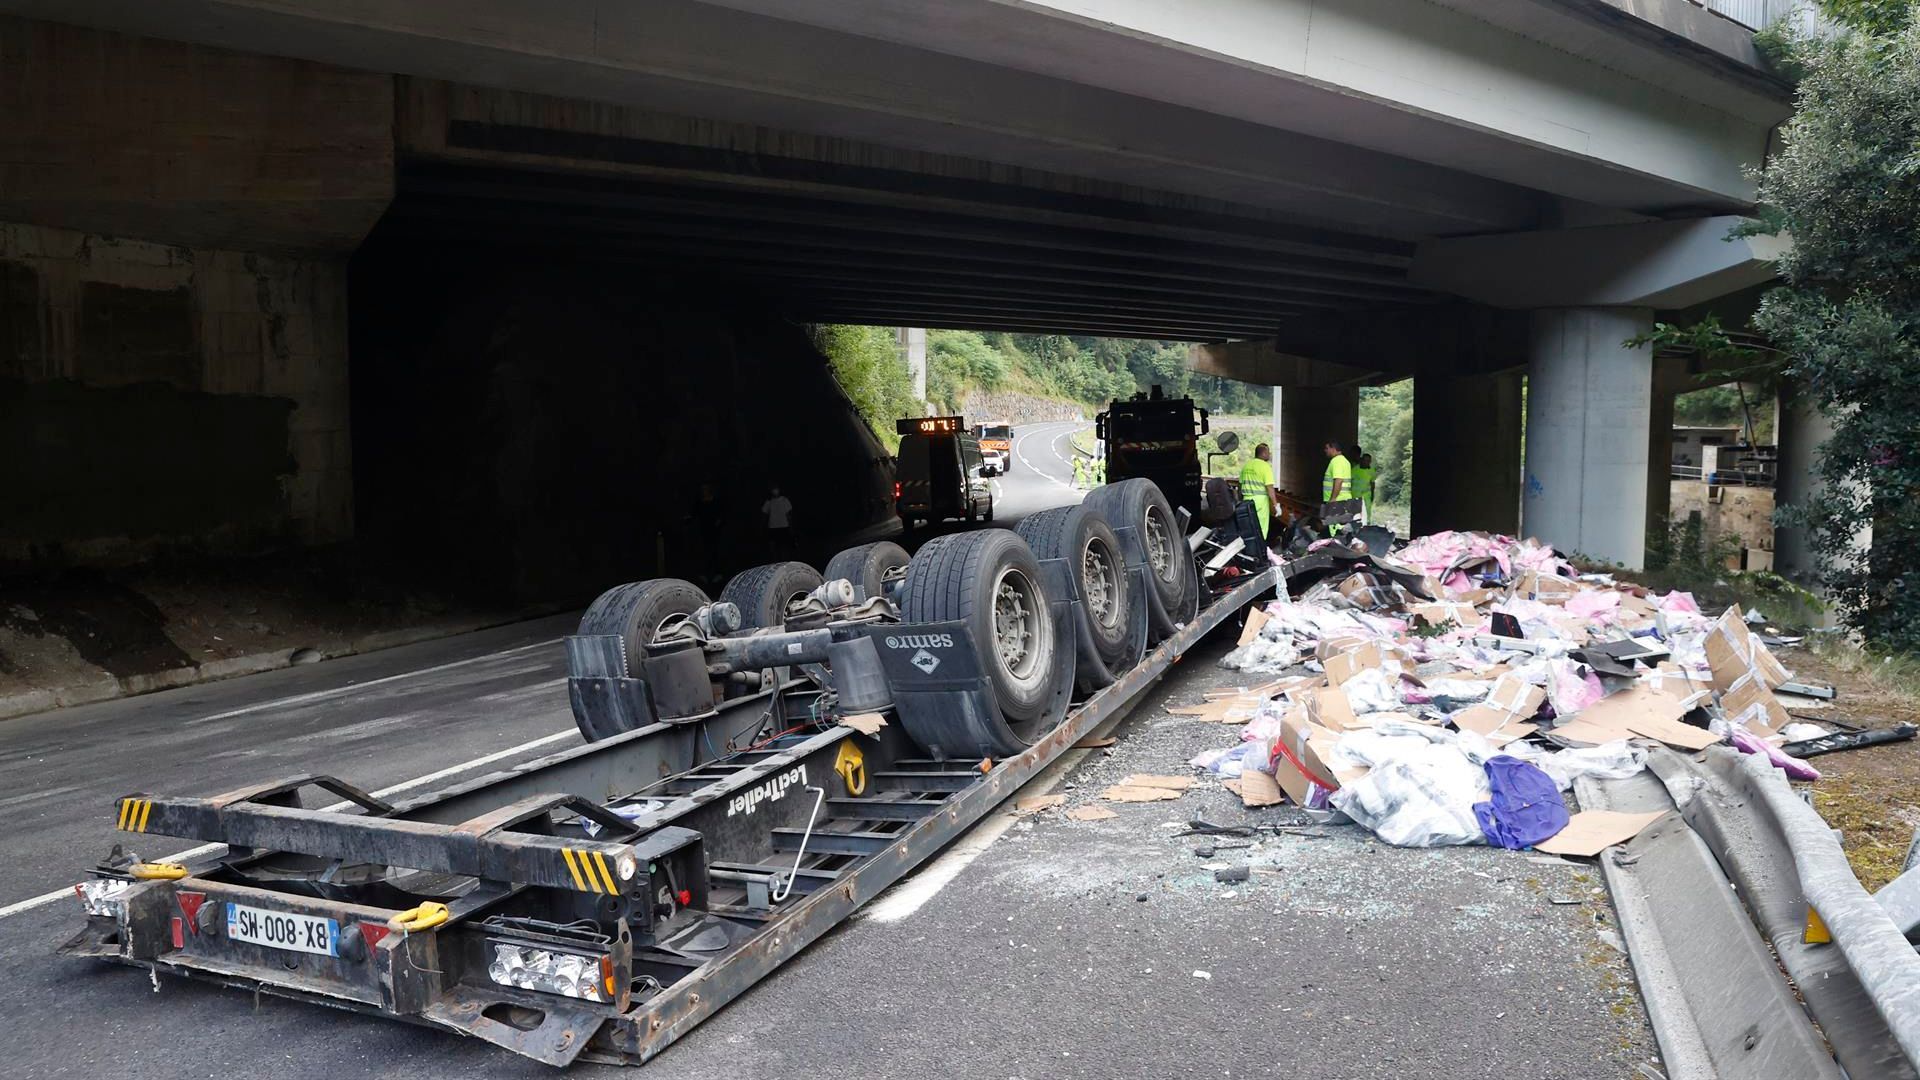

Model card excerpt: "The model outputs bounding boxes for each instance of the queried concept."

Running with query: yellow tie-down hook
[834,742,867,796]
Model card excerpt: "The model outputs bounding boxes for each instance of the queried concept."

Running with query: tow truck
[973,420,1014,474]
[1097,386,1208,521]
[61,479,1305,1068]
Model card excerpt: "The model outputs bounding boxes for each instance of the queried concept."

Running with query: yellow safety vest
[1323,454,1352,502]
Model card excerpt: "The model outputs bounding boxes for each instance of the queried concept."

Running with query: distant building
[1671,426,1741,476]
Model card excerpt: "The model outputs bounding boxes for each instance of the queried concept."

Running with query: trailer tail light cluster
[73,878,133,918]
[487,943,616,1002]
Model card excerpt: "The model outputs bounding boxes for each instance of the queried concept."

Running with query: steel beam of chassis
[596,568,1281,1064]
[392,686,797,826]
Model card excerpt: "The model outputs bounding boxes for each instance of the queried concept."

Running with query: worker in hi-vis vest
[1322,440,1353,534]
[1238,443,1279,538]
[1351,449,1375,526]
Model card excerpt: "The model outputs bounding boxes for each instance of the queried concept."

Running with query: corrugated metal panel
[1694,0,1800,30]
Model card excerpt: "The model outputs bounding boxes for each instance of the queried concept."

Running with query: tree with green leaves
[813,325,918,449]
[1752,11,1920,649]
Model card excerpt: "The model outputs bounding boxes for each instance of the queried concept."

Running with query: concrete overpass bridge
[0,0,1804,583]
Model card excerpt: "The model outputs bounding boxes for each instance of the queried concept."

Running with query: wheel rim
[991,567,1043,682]
[1143,506,1176,583]
[1081,537,1119,630]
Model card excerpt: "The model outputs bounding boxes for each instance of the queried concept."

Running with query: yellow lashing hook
[130,862,187,880]
[388,901,450,933]
[834,743,867,796]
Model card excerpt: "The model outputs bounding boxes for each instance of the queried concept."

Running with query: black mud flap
[854,604,1076,759]
[1034,555,1150,694]
[566,635,658,741]
[424,990,607,1068]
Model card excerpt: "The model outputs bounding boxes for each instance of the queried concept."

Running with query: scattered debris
[1014,793,1067,814]
[1065,805,1118,822]
[1213,865,1251,883]
[1103,784,1184,803]
[1192,530,1833,855]
[1533,811,1667,858]
[1781,723,1917,759]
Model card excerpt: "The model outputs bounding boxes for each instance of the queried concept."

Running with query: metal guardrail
[1582,747,1920,1079]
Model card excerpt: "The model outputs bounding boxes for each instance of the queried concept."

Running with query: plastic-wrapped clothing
[1715,718,1820,780]
[1329,723,1493,847]
[1220,638,1302,674]
[1564,590,1622,621]
[1545,658,1605,716]
[1473,756,1570,849]
[1339,667,1402,713]
[1500,740,1647,791]
[1419,679,1493,703]
[1190,741,1262,778]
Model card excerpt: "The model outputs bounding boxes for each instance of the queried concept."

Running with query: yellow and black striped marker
[560,848,621,895]
[117,797,154,833]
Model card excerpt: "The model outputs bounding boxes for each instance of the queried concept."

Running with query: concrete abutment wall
[0,17,391,564]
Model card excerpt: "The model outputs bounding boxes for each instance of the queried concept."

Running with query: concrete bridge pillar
[1410,370,1522,537]
[1521,307,1654,567]
[1645,355,1693,541]
[1272,385,1358,501]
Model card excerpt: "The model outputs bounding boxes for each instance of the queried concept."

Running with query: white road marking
[0,727,576,920]
[185,637,563,726]
[1014,422,1084,490]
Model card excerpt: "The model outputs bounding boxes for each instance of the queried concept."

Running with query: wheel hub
[992,569,1039,679]
[1082,541,1118,627]
[1143,509,1175,581]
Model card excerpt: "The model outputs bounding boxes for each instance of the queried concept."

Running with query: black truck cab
[895,415,996,528]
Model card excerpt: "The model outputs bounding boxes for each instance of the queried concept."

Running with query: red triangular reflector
[358,921,390,949]
[176,891,207,930]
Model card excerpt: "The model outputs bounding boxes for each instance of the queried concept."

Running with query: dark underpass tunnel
[349,232,894,602]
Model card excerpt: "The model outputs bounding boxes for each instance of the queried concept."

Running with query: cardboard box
[1409,601,1478,629]
[1324,642,1385,686]
[1722,672,1790,734]
[1272,711,1344,809]
[1237,606,1272,647]
[1485,673,1545,717]
[1564,685,1719,750]
[1304,685,1360,732]
[1315,635,1371,662]
[1704,606,1791,692]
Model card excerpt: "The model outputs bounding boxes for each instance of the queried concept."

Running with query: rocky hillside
[959,388,1086,426]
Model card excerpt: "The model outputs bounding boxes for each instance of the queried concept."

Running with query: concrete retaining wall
[0,17,392,565]
[0,224,354,562]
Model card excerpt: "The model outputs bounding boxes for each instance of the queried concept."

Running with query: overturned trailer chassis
[62,569,1281,1067]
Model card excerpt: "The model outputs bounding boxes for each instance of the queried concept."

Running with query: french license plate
[226,903,338,957]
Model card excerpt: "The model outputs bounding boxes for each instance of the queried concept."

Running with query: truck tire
[824,541,912,603]
[901,530,1059,744]
[578,578,710,666]
[720,561,824,629]
[1085,478,1195,638]
[1017,505,1133,675]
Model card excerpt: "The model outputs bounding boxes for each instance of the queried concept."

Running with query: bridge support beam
[1411,370,1522,537]
[1273,386,1358,503]
[1522,307,1654,568]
